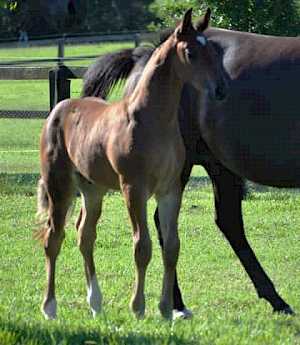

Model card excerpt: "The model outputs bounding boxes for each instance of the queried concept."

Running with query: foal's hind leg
[120,178,152,318]
[156,182,182,319]
[154,161,193,319]
[41,181,74,319]
[206,163,293,314]
[77,183,106,317]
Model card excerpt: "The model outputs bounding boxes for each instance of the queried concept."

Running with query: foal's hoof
[173,308,193,320]
[274,305,295,316]
[42,298,57,320]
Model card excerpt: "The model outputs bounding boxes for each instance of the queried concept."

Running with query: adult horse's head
[172,8,228,102]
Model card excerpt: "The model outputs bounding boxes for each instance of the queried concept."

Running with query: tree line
[0,0,299,39]
[150,0,300,36]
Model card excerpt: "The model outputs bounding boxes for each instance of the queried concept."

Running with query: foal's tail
[35,178,49,242]
[81,46,153,99]
[37,178,49,220]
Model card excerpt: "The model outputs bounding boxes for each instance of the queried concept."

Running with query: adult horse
[36,9,227,320]
[82,23,300,317]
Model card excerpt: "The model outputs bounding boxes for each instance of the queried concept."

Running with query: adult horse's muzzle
[214,82,228,101]
[211,76,228,102]
[204,78,228,102]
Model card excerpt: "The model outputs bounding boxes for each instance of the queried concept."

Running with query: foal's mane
[128,32,177,103]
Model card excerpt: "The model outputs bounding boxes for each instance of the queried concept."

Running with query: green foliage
[85,0,155,32]
[149,0,300,36]
[0,0,156,37]
[0,0,18,11]
[148,0,206,29]
[0,0,299,37]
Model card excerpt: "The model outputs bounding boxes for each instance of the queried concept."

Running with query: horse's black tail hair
[82,46,153,99]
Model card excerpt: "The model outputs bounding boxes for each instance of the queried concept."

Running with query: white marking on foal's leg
[42,298,57,320]
[87,275,102,317]
[173,308,193,320]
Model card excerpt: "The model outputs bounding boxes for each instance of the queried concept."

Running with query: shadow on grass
[0,319,197,345]
[187,176,211,189]
[1,172,300,201]
[0,172,39,195]
[246,181,300,200]
[187,175,300,200]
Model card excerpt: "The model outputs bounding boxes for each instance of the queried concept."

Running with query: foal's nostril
[215,85,227,101]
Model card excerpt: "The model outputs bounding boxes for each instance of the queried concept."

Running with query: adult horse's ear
[176,8,193,36]
[195,8,211,32]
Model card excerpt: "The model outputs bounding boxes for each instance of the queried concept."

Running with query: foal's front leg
[156,182,182,319]
[154,161,193,319]
[120,178,152,318]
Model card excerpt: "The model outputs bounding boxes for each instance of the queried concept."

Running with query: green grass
[1,167,300,344]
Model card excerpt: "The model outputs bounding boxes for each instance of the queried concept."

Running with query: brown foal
[37,8,226,320]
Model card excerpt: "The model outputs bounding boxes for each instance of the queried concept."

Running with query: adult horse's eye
[185,48,197,61]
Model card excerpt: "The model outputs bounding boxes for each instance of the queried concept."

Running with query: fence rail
[0,110,48,119]
[0,39,94,119]
[0,33,156,119]
[0,55,99,66]
[0,66,87,80]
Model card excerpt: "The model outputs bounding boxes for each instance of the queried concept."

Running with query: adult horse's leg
[154,160,193,319]
[76,183,105,317]
[156,182,182,319]
[120,178,152,318]
[205,163,293,314]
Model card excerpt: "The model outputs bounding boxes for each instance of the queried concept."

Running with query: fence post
[58,38,65,67]
[49,38,70,111]
[49,67,71,111]
[134,33,141,47]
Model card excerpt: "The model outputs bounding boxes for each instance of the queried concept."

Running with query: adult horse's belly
[200,73,300,187]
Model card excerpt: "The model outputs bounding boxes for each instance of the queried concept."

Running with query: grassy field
[1,42,300,344]
[1,156,300,344]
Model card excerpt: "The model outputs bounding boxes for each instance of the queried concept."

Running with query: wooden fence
[0,39,94,119]
[0,32,156,119]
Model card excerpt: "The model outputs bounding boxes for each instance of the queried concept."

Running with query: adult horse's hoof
[173,308,193,320]
[274,305,295,315]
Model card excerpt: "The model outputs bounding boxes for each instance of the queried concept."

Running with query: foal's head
[171,8,227,101]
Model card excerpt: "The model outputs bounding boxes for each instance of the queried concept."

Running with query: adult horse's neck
[128,37,183,125]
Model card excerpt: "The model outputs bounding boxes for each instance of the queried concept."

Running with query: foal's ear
[176,8,193,36]
[195,8,211,32]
